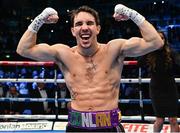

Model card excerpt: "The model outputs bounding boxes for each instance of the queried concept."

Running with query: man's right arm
[16,8,59,61]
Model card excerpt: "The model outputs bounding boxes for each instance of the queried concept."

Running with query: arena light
[165,24,180,29]
[5,55,10,58]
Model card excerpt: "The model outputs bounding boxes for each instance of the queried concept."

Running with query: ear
[96,25,101,35]
[71,27,76,37]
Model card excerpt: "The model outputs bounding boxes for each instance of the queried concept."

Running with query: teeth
[81,34,90,38]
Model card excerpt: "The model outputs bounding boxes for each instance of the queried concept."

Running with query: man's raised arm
[113,4,164,57]
[16,8,59,61]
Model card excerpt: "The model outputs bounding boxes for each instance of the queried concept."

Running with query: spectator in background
[57,73,68,114]
[18,82,29,97]
[18,82,32,115]
[32,70,38,78]
[29,77,55,114]
[0,83,6,114]
[0,70,4,78]
[4,84,21,115]
[138,31,179,132]
[0,83,5,98]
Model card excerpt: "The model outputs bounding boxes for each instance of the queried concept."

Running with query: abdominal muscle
[68,78,120,111]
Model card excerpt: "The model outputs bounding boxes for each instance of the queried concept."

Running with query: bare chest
[74,56,106,81]
[59,46,122,84]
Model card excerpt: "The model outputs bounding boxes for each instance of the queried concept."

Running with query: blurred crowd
[0,67,70,117]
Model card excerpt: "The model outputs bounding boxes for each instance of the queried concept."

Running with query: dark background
[0,0,179,60]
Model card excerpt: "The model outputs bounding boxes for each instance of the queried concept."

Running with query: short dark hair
[70,5,100,27]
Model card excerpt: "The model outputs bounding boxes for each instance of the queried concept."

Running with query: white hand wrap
[28,7,58,33]
[114,4,145,26]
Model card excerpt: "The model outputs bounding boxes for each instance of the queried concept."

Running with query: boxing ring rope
[0,78,180,83]
[0,61,55,66]
[0,60,138,66]
[0,61,180,122]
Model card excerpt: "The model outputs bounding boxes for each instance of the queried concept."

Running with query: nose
[81,23,88,31]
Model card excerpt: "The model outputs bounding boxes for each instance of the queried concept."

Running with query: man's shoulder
[107,39,126,46]
[51,43,72,52]
[52,43,70,48]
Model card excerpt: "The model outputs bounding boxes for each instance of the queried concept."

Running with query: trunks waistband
[68,108,121,129]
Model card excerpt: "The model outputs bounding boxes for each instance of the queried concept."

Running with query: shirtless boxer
[17,4,163,132]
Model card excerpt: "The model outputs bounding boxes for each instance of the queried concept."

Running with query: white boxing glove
[28,7,58,33]
[114,4,145,26]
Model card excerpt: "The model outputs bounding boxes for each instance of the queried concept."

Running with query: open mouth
[80,34,91,40]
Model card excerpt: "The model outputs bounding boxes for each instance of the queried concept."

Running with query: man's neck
[77,43,100,57]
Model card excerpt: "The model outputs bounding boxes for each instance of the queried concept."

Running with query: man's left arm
[113,4,164,57]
